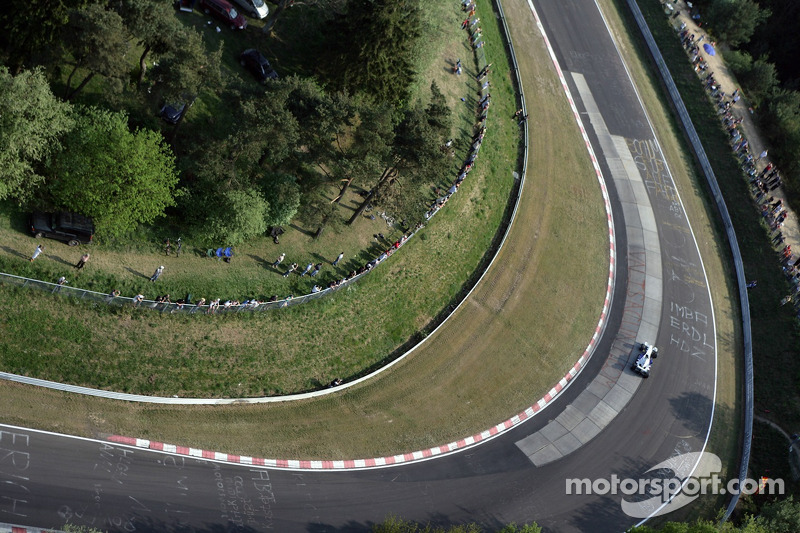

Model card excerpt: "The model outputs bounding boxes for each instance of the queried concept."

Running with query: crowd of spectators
[675,7,800,314]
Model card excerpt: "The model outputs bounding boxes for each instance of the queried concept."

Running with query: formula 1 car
[632,342,658,378]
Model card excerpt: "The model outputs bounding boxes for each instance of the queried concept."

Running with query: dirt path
[670,1,800,263]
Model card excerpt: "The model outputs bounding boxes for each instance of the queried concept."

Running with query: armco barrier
[624,0,753,521]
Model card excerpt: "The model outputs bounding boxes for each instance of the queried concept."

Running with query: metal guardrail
[0,231,420,315]
[624,0,753,521]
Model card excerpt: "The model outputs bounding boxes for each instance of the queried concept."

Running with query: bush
[205,188,270,245]
[722,49,752,77]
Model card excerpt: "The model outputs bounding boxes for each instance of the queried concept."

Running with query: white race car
[632,342,658,378]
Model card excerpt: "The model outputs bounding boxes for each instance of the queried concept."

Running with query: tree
[722,49,753,77]
[204,188,271,245]
[47,106,179,238]
[760,496,800,533]
[372,516,541,532]
[763,89,800,195]
[151,28,223,142]
[706,0,770,47]
[426,81,452,133]
[0,0,89,73]
[740,55,779,107]
[347,105,449,224]
[261,0,345,36]
[744,0,800,88]
[261,0,293,36]
[347,83,451,225]
[240,87,301,168]
[115,0,186,87]
[0,67,74,202]
[328,0,423,110]
[61,4,131,100]
[262,173,301,227]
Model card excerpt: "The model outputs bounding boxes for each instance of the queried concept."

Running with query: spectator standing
[283,262,298,278]
[105,289,120,303]
[333,252,344,266]
[76,253,90,269]
[301,263,314,276]
[30,244,44,262]
[150,265,164,282]
[272,253,285,268]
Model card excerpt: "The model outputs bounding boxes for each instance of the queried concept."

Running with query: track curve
[0,1,719,532]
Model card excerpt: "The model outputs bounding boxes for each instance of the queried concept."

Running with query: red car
[199,0,247,29]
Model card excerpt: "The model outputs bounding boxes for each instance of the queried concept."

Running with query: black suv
[240,49,278,82]
[30,212,95,246]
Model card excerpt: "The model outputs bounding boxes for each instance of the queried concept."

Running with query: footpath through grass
[0,0,610,459]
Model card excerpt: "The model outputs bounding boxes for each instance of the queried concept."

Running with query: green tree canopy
[205,187,271,245]
[740,55,779,107]
[47,106,179,238]
[115,0,187,86]
[706,0,771,47]
[262,173,301,227]
[347,81,451,224]
[0,67,74,202]
[0,0,89,72]
[328,0,422,110]
[61,3,131,100]
[760,494,800,532]
[151,27,223,138]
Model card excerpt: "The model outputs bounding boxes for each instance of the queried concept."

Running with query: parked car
[159,102,186,125]
[232,0,268,19]
[240,49,278,82]
[30,212,94,246]
[199,0,247,29]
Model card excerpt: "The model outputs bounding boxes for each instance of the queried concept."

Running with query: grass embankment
[0,0,609,459]
[0,0,516,397]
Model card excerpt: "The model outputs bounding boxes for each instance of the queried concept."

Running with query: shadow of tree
[247,254,270,269]
[290,223,315,237]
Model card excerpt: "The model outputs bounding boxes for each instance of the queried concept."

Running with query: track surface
[0,1,717,531]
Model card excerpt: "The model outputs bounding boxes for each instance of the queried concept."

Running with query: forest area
[689,0,800,204]
[0,0,452,243]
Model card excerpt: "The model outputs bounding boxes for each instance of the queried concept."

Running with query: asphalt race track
[0,1,719,531]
